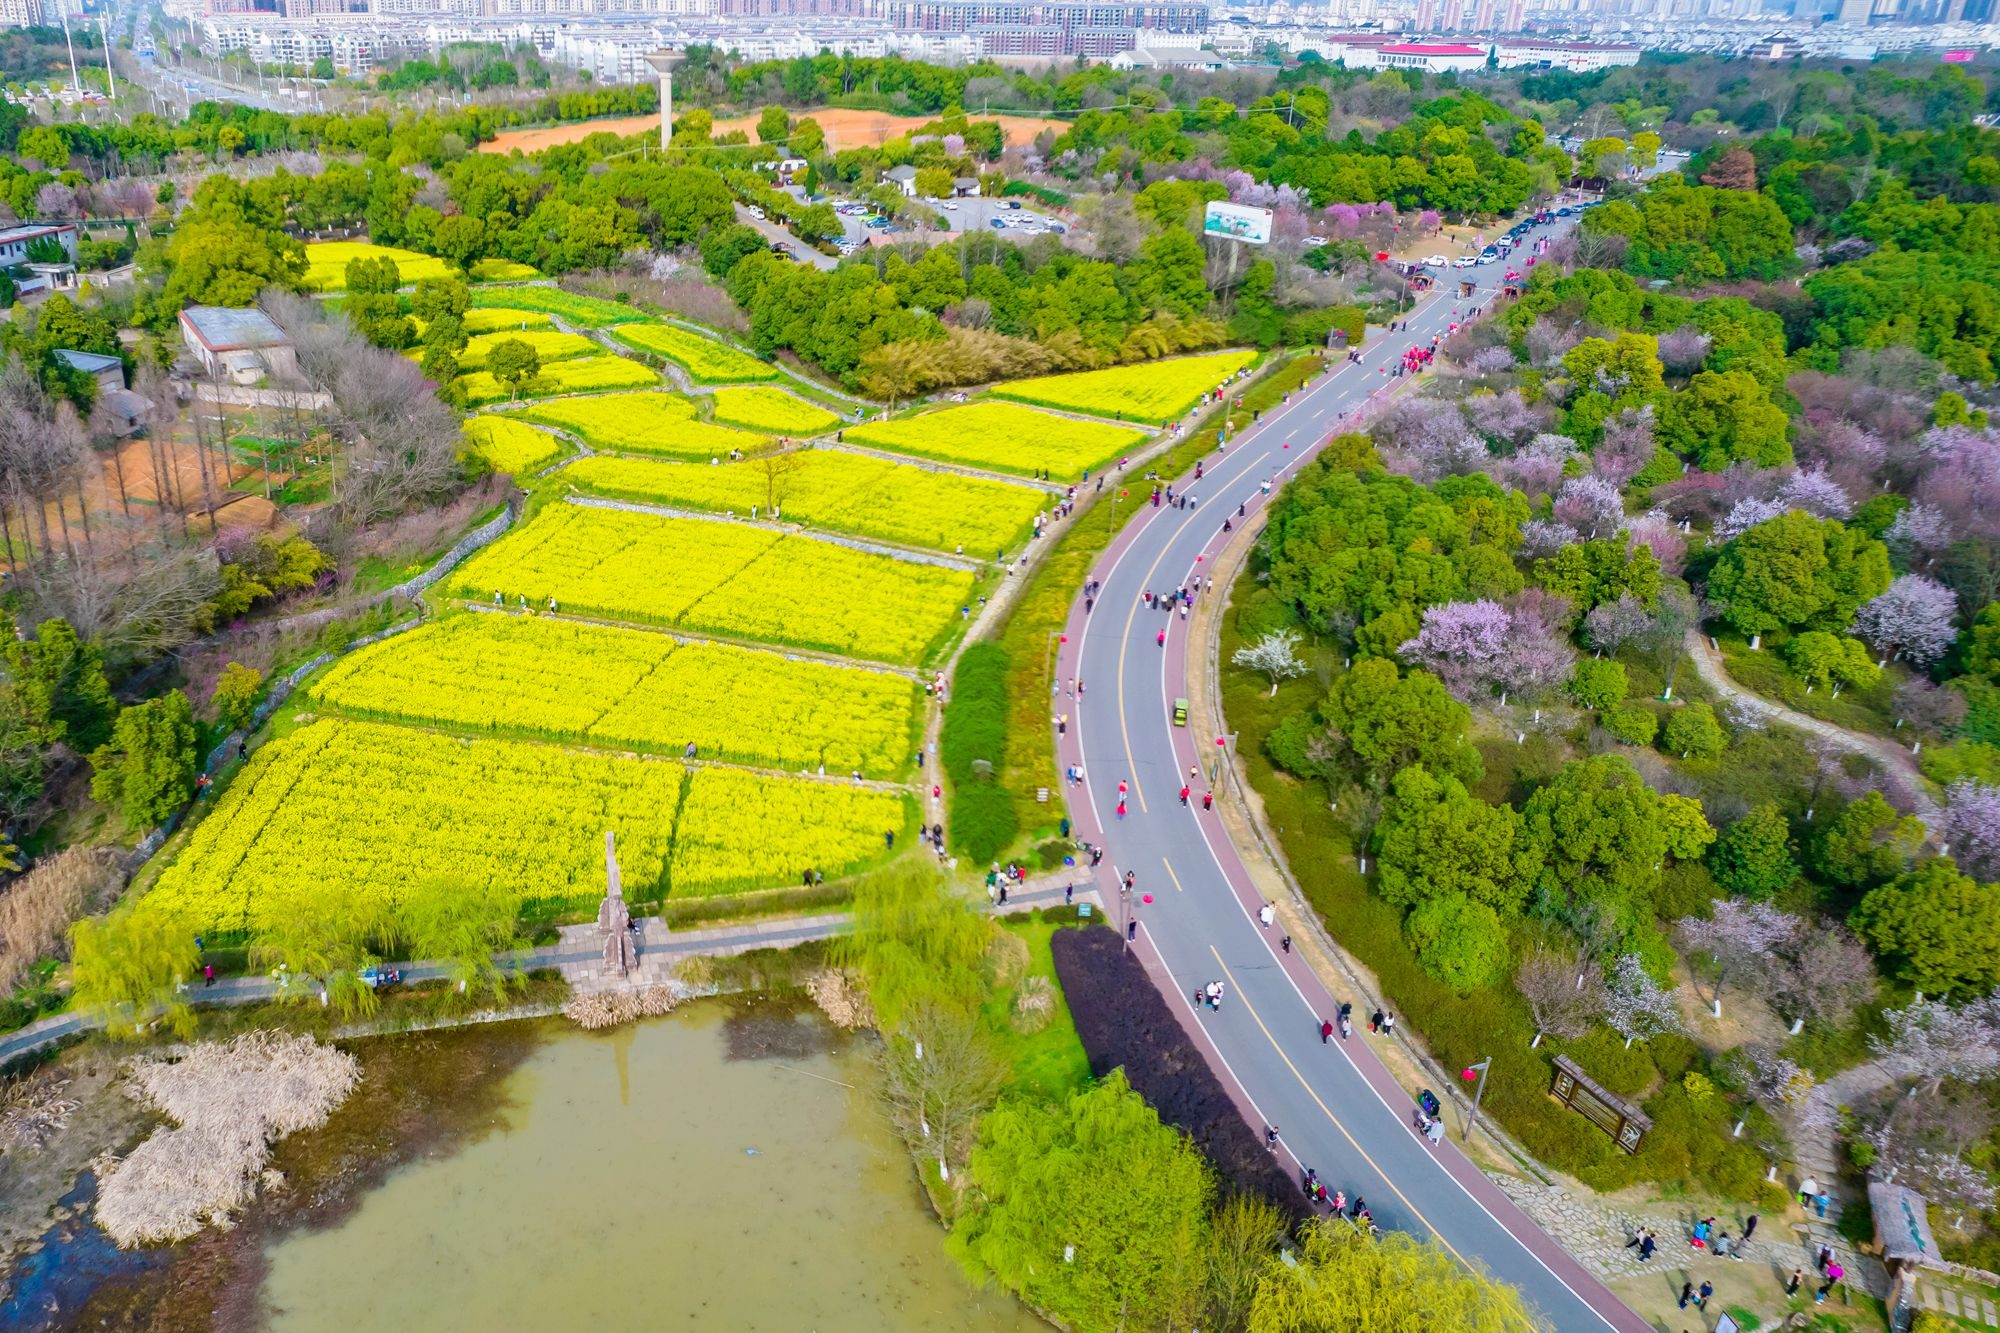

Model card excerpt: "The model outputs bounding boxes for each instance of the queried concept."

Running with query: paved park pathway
[1685,630,1941,828]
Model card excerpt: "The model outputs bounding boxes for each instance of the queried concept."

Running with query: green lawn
[989,909,1091,1100]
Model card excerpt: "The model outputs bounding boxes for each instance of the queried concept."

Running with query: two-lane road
[1049,242,1651,1333]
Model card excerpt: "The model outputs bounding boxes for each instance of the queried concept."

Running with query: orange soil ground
[481,105,1067,155]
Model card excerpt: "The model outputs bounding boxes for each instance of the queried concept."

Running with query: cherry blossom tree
[1853,574,1959,667]
[1525,317,1584,369]
[1503,432,1577,495]
[1592,406,1658,488]
[1233,629,1309,696]
[1714,496,1790,542]
[1777,467,1855,521]
[1676,900,1802,1018]
[1886,501,1955,566]
[1764,924,1876,1034]
[1399,600,1512,699]
[1499,589,1579,699]
[1655,326,1712,377]
[1582,594,1655,656]
[1553,474,1626,537]
[1605,954,1683,1048]
[1464,389,1545,451]
[1517,945,1602,1047]
[1800,418,1889,493]
[1374,399,1485,481]
[1943,781,2000,882]
[1519,518,1580,559]
[1871,997,2000,1095]
[1895,676,1969,738]
[1624,510,1687,575]
[1916,426,2000,544]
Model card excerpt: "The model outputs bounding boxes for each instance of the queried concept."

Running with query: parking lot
[782,186,1068,253]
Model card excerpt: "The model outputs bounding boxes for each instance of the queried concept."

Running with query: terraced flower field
[467,258,541,283]
[463,416,566,476]
[991,350,1258,424]
[611,324,777,383]
[844,401,1145,481]
[139,719,906,933]
[457,308,554,335]
[310,613,923,778]
[457,355,659,407]
[515,393,767,460]
[452,330,596,372]
[468,286,654,327]
[709,386,842,436]
[563,451,1043,553]
[447,502,974,665]
[670,766,909,895]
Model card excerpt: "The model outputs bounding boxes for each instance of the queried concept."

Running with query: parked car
[989,218,1007,229]
[748,206,767,220]
[1453,255,1479,269]
[1004,200,1023,210]
[1305,234,1329,246]
[1420,254,1447,267]
[1479,246,1499,262]
[938,200,958,211]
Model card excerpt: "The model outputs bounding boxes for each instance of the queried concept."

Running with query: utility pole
[98,12,117,101]
[1462,1058,1492,1142]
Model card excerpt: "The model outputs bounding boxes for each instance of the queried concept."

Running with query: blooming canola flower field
[141,719,909,933]
[447,502,974,665]
[844,401,1145,482]
[310,613,923,778]
[611,324,778,383]
[990,350,1257,424]
[462,417,566,476]
[457,355,659,407]
[708,386,842,436]
[516,392,768,460]
[562,450,1044,553]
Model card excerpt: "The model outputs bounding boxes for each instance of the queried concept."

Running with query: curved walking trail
[1684,631,1940,827]
[1051,210,1653,1332]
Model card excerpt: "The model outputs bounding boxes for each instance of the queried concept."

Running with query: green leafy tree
[1659,369,1791,470]
[1568,658,1628,711]
[835,863,992,1028]
[159,216,308,308]
[5,616,115,753]
[1204,1193,1287,1333]
[914,166,955,199]
[1248,1222,1541,1333]
[1812,791,1925,890]
[1663,702,1727,759]
[1374,765,1538,915]
[210,662,263,734]
[1319,659,1482,791]
[1709,804,1799,899]
[69,905,199,1039]
[409,274,469,325]
[1785,632,1880,693]
[756,104,791,144]
[1521,753,1669,909]
[88,691,197,833]
[1405,892,1509,990]
[1707,511,1891,640]
[399,877,519,1000]
[1133,228,1209,318]
[1660,793,1718,862]
[485,338,540,401]
[1604,704,1659,746]
[951,1071,1211,1333]
[251,884,390,1019]
[1853,857,2000,995]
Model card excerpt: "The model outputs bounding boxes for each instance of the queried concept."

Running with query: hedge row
[941,641,1017,862]
[1052,923,1305,1215]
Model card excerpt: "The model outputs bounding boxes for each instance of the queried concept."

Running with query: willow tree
[1249,1223,1545,1333]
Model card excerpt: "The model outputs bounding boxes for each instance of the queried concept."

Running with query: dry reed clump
[983,932,1030,990]
[804,968,874,1030]
[0,1074,80,1150]
[94,1031,360,1247]
[562,985,682,1030]
[0,847,120,994]
[1012,976,1056,1034]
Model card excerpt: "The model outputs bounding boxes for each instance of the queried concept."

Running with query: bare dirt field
[481,106,1068,155]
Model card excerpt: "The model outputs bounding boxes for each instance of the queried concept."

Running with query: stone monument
[597,829,636,975]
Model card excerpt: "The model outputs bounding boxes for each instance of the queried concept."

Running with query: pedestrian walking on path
[1321,1019,1334,1044]
[1786,1269,1803,1296]
[1381,1013,1395,1037]
[1202,791,1213,810]
[1678,1283,1694,1311]
[1370,1009,1384,1033]
[1697,1282,1713,1311]
[1258,902,1276,929]
[1743,1214,1758,1244]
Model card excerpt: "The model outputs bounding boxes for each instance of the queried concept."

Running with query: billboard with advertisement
[1203,202,1273,246]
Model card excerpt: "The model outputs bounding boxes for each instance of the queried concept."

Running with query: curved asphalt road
[1050,232,1652,1333]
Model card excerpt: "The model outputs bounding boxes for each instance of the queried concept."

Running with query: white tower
[643,50,685,151]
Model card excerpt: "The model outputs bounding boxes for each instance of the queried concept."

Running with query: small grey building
[53,349,124,397]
